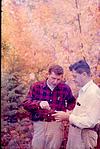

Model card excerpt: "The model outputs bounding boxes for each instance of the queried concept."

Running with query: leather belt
[71,124,80,129]
[41,118,56,122]
[71,124,96,132]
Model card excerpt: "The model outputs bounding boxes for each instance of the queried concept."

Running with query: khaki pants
[32,121,64,149]
[82,129,98,149]
[66,125,98,149]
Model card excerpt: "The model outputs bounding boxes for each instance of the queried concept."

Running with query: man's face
[72,70,85,87]
[47,72,63,88]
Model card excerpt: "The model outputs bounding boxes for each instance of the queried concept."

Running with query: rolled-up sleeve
[22,85,41,111]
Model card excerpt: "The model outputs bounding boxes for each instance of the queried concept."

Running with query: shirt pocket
[56,95,65,105]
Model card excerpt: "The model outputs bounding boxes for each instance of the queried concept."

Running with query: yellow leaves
[35,4,53,25]
[2,0,100,88]
[33,51,52,70]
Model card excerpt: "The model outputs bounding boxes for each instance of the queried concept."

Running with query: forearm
[22,98,41,111]
[22,84,42,111]
[69,114,97,128]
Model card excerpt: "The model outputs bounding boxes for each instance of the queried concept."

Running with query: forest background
[1,0,100,148]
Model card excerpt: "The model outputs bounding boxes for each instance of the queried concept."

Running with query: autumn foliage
[1,0,100,148]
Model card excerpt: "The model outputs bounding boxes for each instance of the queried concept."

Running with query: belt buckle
[43,118,51,122]
[43,118,47,122]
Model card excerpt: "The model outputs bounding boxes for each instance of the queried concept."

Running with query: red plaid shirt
[23,80,76,121]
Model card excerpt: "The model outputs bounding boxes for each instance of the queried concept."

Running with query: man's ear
[61,75,64,80]
[46,72,49,78]
[82,72,87,77]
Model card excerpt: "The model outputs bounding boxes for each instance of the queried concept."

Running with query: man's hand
[40,101,51,110]
[52,111,70,122]
[95,122,100,131]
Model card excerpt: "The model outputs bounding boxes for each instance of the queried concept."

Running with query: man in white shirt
[52,60,100,149]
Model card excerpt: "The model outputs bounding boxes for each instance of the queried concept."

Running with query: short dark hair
[69,60,91,75]
[48,65,64,75]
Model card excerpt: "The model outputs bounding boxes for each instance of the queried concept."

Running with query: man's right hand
[40,101,51,110]
[52,111,70,122]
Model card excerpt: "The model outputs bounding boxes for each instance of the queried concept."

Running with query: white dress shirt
[69,80,100,129]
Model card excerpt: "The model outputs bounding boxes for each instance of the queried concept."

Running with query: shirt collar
[42,80,55,91]
[42,79,61,91]
[81,80,93,92]
[47,80,55,91]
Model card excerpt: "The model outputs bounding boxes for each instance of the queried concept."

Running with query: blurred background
[1,0,100,148]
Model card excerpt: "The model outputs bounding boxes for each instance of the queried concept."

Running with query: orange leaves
[1,0,100,88]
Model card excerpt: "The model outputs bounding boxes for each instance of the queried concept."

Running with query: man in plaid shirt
[22,65,76,149]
